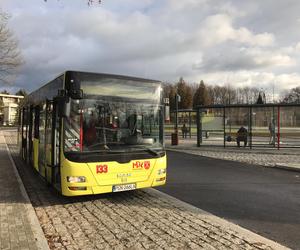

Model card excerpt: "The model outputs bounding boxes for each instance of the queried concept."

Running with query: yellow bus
[19,71,166,196]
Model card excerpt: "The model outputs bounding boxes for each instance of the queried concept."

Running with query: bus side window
[34,106,40,139]
[21,107,26,145]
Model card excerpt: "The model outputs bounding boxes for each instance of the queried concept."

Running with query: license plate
[112,183,136,192]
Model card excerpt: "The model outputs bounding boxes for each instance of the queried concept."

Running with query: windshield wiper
[129,147,162,156]
[145,148,161,156]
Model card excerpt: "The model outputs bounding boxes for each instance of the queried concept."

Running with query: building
[0,93,24,125]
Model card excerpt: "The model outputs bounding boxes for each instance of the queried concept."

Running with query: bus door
[28,105,34,166]
[33,106,40,171]
[38,103,46,178]
[52,101,61,190]
[21,107,28,161]
[45,100,61,187]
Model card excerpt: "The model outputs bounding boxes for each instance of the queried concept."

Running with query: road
[157,151,300,249]
[4,130,287,250]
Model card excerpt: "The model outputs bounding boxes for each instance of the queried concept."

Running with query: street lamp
[171,93,181,146]
[175,93,181,133]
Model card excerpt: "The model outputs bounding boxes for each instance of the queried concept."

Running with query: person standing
[269,119,275,145]
[181,123,187,138]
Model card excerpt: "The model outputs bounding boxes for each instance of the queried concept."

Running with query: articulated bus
[19,71,166,196]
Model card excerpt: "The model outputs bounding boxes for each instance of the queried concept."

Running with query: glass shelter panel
[224,107,250,147]
[197,104,300,148]
[251,106,277,147]
[199,108,225,146]
[165,111,197,138]
[279,106,300,147]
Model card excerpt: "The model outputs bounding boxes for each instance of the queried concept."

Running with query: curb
[148,188,290,250]
[274,163,300,172]
[166,145,300,156]
[3,133,50,250]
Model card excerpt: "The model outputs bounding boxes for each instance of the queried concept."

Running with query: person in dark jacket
[181,123,188,138]
[236,126,248,147]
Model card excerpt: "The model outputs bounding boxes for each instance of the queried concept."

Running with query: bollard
[171,133,178,145]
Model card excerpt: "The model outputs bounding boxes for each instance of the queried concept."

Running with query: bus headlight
[156,177,166,182]
[157,169,166,175]
[67,176,86,183]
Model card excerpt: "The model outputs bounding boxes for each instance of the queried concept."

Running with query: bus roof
[65,70,161,83]
[23,71,161,106]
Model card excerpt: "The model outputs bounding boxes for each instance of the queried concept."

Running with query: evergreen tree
[256,92,264,104]
[176,77,192,109]
[193,80,211,108]
[15,89,27,96]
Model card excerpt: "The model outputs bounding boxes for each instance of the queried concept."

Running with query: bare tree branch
[0,10,23,85]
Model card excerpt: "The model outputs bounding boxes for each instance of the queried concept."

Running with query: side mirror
[55,95,69,117]
[64,72,83,99]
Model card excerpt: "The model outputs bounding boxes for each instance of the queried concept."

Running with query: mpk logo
[132,161,151,170]
[96,164,108,174]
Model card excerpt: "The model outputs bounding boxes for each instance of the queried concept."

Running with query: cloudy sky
[1,0,300,98]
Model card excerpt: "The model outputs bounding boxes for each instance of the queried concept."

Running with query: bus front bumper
[62,177,166,196]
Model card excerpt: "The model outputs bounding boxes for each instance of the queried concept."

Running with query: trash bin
[171,133,178,145]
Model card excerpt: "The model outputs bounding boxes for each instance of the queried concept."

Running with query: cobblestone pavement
[4,131,289,250]
[166,139,300,168]
[168,148,300,167]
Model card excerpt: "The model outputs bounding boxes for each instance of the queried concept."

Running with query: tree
[208,85,228,105]
[0,11,23,85]
[0,90,10,95]
[193,80,211,108]
[225,85,236,104]
[87,0,101,5]
[236,86,259,104]
[0,96,3,109]
[163,83,176,111]
[176,77,192,109]
[15,89,27,96]
[256,93,263,104]
[281,87,300,104]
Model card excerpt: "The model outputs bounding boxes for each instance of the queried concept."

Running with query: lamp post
[175,93,181,133]
[171,93,181,146]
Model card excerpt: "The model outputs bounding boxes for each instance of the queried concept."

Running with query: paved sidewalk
[166,138,300,171]
[0,131,49,250]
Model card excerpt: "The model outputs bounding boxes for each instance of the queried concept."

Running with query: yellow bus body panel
[33,139,39,171]
[60,154,167,196]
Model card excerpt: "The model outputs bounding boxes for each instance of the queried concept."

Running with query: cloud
[165,0,208,12]
[197,14,274,47]
[184,70,300,99]
[295,42,300,52]
[1,0,300,98]
[194,46,295,73]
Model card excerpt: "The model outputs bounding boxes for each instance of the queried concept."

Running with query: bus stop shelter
[196,103,300,149]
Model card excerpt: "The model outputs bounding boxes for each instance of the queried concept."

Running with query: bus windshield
[64,78,163,154]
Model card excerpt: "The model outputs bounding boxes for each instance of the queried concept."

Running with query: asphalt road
[157,151,300,249]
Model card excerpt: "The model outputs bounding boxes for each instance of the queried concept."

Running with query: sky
[1,0,300,99]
